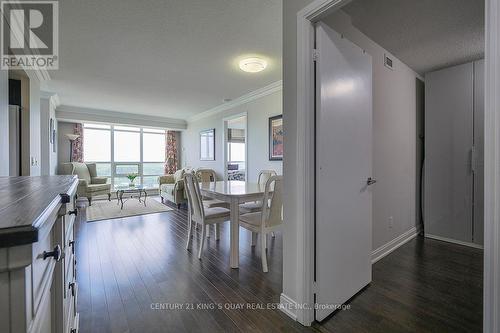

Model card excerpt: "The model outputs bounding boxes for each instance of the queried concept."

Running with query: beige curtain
[165,131,178,174]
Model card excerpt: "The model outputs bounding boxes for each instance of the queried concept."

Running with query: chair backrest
[184,172,205,221]
[196,168,216,183]
[262,175,283,228]
[258,170,277,187]
[69,162,91,183]
[86,163,98,179]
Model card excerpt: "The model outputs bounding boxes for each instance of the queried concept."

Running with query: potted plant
[126,173,138,187]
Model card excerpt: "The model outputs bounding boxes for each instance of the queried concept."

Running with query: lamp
[239,57,267,73]
[66,134,80,162]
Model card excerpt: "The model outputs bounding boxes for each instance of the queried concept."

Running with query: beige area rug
[86,197,173,222]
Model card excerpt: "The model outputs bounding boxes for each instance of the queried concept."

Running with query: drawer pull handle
[69,282,75,297]
[69,240,75,254]
[68,208,78,216]
[70,329,77,333]
[43,245,62,261]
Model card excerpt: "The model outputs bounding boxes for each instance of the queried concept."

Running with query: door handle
[366,177,377,186]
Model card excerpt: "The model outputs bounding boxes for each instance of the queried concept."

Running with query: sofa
[60,162,111,206]
[159,168,191,208]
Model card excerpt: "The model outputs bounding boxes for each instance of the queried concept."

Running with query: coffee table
[114,185,153,209]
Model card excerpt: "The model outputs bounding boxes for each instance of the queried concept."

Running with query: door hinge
[312,49,319,62]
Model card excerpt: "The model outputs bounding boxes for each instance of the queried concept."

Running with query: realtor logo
[1,1,58,70]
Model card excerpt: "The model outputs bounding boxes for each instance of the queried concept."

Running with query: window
[83,123,166,189]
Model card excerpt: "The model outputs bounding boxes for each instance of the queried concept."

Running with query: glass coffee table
[114,185,153,209]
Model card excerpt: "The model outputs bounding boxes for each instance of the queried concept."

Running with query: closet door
[424,63,474,243]
[473,60,484,245]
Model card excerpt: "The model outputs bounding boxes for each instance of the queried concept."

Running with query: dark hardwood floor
[75,199,483,333]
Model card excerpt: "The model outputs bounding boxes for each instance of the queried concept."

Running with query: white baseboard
[371,226,421,264]
[425,234,484,249]
[279,293,298,321]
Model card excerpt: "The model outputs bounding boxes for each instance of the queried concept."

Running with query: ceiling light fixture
[239,57,267,73]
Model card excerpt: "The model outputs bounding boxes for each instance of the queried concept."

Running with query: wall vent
[384,54,394,70]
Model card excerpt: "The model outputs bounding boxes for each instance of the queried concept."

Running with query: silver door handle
[366,177,377,186]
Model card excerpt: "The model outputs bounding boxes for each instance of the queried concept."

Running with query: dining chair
[239,175,283,272]
[196,168,229,210]
[184,173,230,259]
[239,170,277,214]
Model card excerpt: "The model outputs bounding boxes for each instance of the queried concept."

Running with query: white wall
[0,70,8,176]
[181,90,283,180]
[40,96,58,175]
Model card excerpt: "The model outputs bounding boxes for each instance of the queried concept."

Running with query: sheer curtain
[165,131,178,174]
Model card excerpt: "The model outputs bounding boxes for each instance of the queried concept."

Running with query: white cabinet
[0,176,79,332]
[424,60,484,246]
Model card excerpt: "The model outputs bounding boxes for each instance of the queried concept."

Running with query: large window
[83,123,166,188]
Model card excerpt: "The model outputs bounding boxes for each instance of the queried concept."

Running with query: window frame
[83,123,166,189]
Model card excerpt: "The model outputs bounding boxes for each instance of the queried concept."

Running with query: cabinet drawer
[31,222,60,316]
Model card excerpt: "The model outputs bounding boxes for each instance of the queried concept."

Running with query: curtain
[165,131,178,174]
[72,123,84,162]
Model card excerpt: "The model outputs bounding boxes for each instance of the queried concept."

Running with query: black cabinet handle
[43,245,62,261]
[68,208,78,216]
[69,282,75,297]
[70,328,77,333]
[69,240,75,254]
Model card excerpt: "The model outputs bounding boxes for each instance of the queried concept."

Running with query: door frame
[222,112,248,181]
[294,0,500,330]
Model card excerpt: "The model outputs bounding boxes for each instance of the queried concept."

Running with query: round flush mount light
[239,57,267,73]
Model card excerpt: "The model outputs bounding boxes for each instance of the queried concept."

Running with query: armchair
[61,162,111,206]
[159,168,190,208]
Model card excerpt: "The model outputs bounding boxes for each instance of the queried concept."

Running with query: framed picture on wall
[269,115,283,161]
[200,128,215,161]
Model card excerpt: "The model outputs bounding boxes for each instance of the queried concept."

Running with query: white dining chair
[239,175,283,272]
[196,168,229,209]
[184,173,230,259]
[239,170,277,214]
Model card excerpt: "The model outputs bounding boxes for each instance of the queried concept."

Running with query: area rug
[86,197,173,222]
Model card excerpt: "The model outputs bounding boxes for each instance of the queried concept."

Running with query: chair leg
[177,203,181,209]
[161,197,164,203]
[251,232,257,246]
[88,197,92,206]
[108,193,111,201]
[198,224,205,259]
[261,232,268,272]
[215,224,220,240]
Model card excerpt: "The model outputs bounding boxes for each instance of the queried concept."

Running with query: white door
[315,22,373,321]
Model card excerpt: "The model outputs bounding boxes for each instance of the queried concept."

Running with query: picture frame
[200,128,215,161]
[269,115,283,161]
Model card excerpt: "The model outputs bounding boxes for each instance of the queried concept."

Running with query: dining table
[199,180,266,268]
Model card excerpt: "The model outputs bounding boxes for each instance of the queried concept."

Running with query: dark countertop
[0,175,78,248]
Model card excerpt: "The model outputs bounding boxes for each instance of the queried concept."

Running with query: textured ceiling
[44,0,282,120]
[341,0,484,74]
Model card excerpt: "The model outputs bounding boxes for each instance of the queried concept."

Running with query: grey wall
[283,1,422,304]
[324,11,421,250]
[282,0,313,308]
[57,121,76,172]
[40,97,58,175]
[181,90,283,181]
[0,70,8,176]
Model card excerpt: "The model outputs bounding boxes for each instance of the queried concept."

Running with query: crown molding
[40,91,61,108]
[188,80,282,122]
[56,105,187,130]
